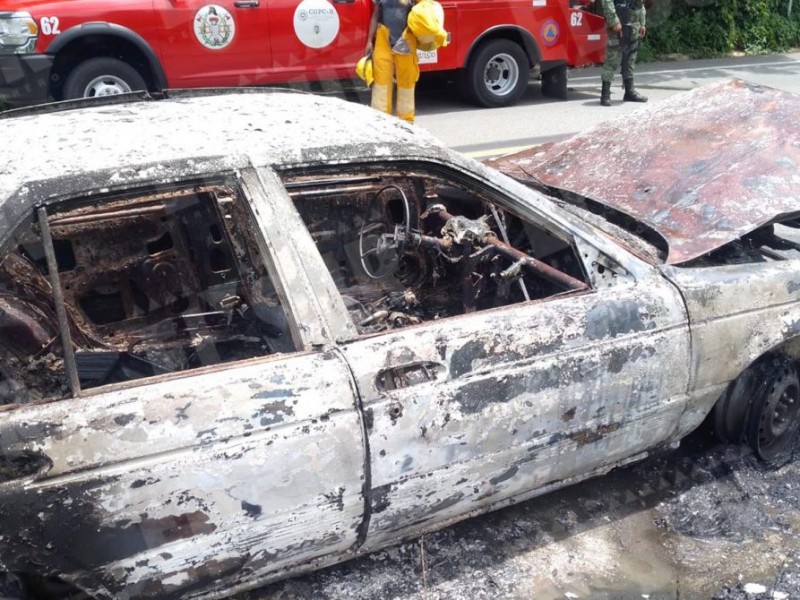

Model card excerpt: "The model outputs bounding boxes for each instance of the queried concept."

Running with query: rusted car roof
[490,80,800,265]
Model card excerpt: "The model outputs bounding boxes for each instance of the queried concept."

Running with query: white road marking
[569,57,800,82]
[464,144,537,159]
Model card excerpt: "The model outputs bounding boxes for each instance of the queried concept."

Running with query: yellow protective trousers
[371,24,419,123]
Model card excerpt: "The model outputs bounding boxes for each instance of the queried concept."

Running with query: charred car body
[1,80,799,598]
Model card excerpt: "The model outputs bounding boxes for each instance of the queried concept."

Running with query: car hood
[489,80,800,265]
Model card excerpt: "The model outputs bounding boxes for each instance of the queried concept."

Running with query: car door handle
[0,449,53,486]
[333,0,355,3]
[376,361,445,391]
[234,0,260,7]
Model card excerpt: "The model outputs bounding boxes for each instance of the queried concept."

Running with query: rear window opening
[0,185,295,406]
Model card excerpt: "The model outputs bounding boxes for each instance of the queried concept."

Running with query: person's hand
[639,25,647,38]
[365,41,373,56]
[612,22,622,36]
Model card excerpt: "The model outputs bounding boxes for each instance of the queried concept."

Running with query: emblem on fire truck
[541,19,560,47]
[294,0,340,49]
[194,5,236,50]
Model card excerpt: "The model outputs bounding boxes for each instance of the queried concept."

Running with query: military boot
[623,78,648,102]
[600,81,611,106]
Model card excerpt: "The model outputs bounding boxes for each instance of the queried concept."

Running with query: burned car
[1,80,799,599]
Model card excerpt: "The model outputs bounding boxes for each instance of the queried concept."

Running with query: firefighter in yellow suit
[365,0,418,124]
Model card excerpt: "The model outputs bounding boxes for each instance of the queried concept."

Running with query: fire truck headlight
[0,12,39,55]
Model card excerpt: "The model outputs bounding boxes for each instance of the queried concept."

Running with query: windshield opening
[512,175,669,264]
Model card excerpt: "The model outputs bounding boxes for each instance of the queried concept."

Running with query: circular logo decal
[293,0,340,49]
[541,19,560,47]
[194,5,236,50]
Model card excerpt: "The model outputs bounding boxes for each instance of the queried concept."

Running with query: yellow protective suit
[371,24,419,124]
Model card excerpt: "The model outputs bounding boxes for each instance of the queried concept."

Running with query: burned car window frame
[0,170,304,406]
[276,159,606,339]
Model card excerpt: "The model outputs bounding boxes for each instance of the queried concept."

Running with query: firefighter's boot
[600,80,611,106]
[623,78,647,102]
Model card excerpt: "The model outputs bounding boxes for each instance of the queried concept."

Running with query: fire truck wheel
[465,39,529,108]
[63,58,147,101]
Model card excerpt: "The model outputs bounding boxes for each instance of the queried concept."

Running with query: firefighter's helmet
[356,54,374,87]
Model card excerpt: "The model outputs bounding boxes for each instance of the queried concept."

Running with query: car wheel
[464,40,529,108]
[712,366,761,443]
[745,356,800,465]
[63,58,147,101]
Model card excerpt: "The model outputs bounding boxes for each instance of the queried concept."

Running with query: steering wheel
[358,185,412,280]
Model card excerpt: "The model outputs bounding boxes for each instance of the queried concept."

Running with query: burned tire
[745,356,800,465]
[713,366,761,443]
[463,39,529,108]
[63,58,147,100]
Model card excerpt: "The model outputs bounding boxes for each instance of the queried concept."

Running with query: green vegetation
[642,0,800,59]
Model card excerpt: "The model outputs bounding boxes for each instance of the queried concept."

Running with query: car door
[267,0,369,81]
[0,168,365,597]
[275,160,691,553]
[154,0,270,87]
[343,274,690,551]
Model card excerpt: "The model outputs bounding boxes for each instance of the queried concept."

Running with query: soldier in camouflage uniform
[599,0,647,106]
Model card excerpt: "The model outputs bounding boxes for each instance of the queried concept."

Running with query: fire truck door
[156,0,271,87]
[268,0,369,79]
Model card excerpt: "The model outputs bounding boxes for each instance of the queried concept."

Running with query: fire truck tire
[63,58,147,100]
[464,39,529,108]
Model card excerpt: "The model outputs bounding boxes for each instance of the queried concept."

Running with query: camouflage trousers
[601,36,639,83]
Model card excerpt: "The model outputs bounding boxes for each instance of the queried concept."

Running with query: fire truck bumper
[0,54,54,108]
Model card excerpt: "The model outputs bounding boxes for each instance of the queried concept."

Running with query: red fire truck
[0,0,605,109]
